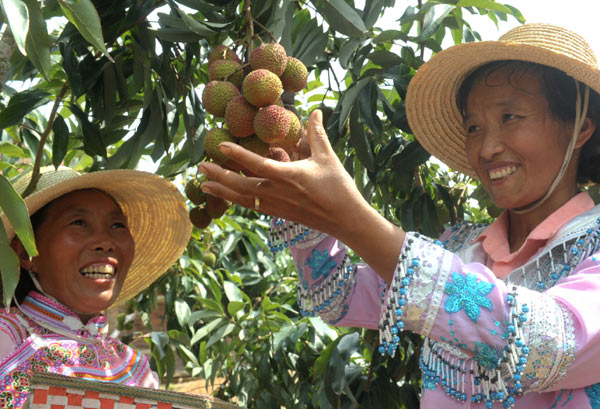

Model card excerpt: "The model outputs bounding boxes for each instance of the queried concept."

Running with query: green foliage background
[0,0,556,407]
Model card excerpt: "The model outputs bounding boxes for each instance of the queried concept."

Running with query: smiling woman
[0,166,191,409]
[196,23,600,408]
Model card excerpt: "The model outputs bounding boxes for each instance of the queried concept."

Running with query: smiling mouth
[489,165,518,180]
[80,264,116,279]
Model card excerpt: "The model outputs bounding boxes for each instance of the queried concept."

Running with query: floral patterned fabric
[284,194,600,408]
[0,291,157,409]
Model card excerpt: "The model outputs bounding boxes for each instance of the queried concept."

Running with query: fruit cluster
[186,42,308,229]
[185,177,229,229]
[202,42,308,169]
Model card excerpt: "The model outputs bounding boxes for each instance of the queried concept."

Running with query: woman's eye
[112,222,127,229]
[466,124,480,134]
[70,219,85,226]
[502,113,520,122]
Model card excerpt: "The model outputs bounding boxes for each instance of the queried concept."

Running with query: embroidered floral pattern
[444,272,494,322]
[305,249,337,280]
[585,382,600,409]
[0,391,14,408]
[473,342,501,370]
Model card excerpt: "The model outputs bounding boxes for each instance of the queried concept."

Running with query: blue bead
[343,273,350,279]
[551,273,558,279]
[521,305,529,313]
[401,277,411,286]
[537,281,545,289]
[506,294,514,304]
[515,339,523,347]
[399,288,407,295]
[515,381,522,389]
[519,356,527,365]
[391,326,399,335]
[486,401,493,409]
[388,344,396,355]
[507,325,515,333]
[393,335,400,343]
[398,321,405,329]
[513,373,521,381]
[378,345,385,354]
[395,308,403,316]
[572,248,579,254]
[521,346,530,355]
[563,264,571,271]
[406,267,415,275]
[519,314,527,322]
[412,259,420,267]
[398,299,407,306]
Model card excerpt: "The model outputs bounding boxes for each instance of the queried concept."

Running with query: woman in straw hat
[0,166,191,408]
[196,23,600,408]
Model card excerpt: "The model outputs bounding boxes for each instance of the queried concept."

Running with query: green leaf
[311,0,367,37]
[0,221,20,307]
[369,50,402,69]
[70,105,107,158]
[1,0,28,55]
[58,0,113,62]
[0,90,50,130]
[373,30,408,44]
[150,331,169,359]
[349,105,375,172]
[0,173,37,257]
[23,0,50,80]
[152,28,203,43]
[176,7,216,36]
[174,300,191,327]
[456,0,511,14]
[391,141,430,173]
[0,142,27,158]
[52,115,69,168]
[418,4,454,41]
[338,77,370,134]
[206,322,235,348]
[223,280,243,302]
[190,317,226,345]
[227,301,245,317]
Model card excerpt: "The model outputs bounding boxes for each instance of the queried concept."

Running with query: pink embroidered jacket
[275,193,600,408]
[0,291,158,409]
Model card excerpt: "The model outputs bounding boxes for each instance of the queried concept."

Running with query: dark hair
[456,60,600,184]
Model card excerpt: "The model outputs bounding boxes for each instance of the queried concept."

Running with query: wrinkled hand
[198,109,405,282]
[197,109,366,241]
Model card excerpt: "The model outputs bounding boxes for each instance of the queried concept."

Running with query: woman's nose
[91,228,115,252]
[479,127,505,160]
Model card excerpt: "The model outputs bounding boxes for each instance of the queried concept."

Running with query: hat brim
[3,169,192,307]
[406,38,600,177]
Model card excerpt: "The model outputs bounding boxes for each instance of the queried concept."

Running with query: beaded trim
[269,218,327,252]
[378,234,422,357]
[297,254,357,325]
[506,216,600,291]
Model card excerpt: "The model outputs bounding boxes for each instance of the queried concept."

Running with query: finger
[198,161,271,198]
[216,142,289,179]
[200,180,258,212]
[307,109,336,158]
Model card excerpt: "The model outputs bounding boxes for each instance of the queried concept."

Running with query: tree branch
[22,83,70,198]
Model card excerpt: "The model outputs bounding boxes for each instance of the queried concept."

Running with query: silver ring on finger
[254,196,260,210]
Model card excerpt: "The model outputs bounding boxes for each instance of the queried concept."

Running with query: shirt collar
[19,291,106,337]
[475,191,595,261]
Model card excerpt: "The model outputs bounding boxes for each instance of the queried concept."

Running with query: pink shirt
[284,192,600,408]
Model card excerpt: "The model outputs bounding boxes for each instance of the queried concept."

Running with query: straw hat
[406,23,600,177]
[2,166,192,307]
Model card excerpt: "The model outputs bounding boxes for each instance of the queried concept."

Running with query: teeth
[489,166,517,180]
[82,273,114,279]
[80,264,115,275]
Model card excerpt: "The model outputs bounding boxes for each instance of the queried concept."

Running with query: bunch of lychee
[202,42,308,171]
[186,43,308,229]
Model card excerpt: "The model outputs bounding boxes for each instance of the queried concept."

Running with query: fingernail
[200,183,213,194]
[197,164,207,174]
[219,142,233,154]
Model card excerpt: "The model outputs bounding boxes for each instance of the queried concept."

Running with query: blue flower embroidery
[585,382,600,409]
[305,249,337,280]
[444,272,494,322]
[473,342,501,370]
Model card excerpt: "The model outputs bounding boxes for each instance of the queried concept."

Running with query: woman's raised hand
[197,109,367,240]
[198,109,405,282]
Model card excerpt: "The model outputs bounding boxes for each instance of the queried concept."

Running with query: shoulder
[440,221,488,252]
[0,308,28,345]
[0,309,28,363]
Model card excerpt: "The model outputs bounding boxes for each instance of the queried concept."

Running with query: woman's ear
[576,117,596,148]
[10,237,33,271]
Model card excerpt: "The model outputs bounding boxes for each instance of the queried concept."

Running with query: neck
[507,186,579,253]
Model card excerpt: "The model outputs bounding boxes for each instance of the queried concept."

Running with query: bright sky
[452,0,600,56]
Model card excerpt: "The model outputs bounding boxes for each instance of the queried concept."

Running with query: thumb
[307,109,335,158]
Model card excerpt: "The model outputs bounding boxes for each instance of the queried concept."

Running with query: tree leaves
[23,0,50,80]
[1,0,29,55]
[58,0,113,62]
[0,89,50,130]
[311,0,367,37]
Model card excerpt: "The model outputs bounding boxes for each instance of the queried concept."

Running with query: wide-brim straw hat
[2,166,192,307]
[406,23,600,177]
